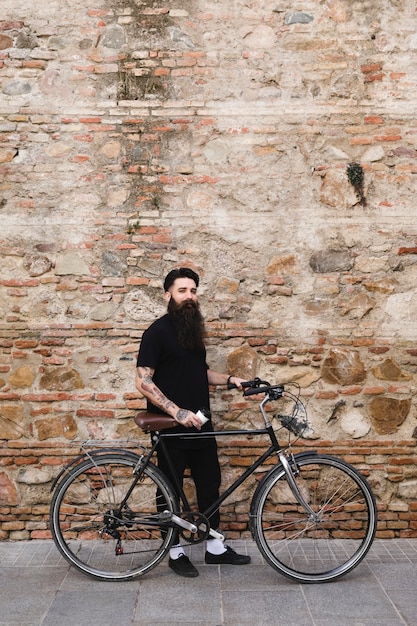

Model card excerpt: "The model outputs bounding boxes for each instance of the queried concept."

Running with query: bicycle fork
[278,452,320,521]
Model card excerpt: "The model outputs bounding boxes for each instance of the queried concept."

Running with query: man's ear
[164,291,171,302]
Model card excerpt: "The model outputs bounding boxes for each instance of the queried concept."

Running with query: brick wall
[1,0,417,539]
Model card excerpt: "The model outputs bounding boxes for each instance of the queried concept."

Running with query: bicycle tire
[250,453,377,583]
[50,451,178,581]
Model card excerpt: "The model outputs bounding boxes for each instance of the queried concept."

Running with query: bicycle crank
[164,511,211,543]
[179,512,211,543]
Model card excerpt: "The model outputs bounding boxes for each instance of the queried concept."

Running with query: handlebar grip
[228,380,254,390]
[244,386,267,396]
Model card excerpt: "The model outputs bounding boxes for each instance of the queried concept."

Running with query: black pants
[157,438,222,532]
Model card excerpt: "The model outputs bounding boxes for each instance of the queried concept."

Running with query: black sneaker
[169,554,199,577]
[205,545,251,565]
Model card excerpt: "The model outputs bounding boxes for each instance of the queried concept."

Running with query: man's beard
[168,298,206,351]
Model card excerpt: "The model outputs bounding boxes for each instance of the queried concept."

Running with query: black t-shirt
[136,314,213,441]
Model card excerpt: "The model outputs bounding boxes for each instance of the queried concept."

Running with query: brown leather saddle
[134,411,177,433]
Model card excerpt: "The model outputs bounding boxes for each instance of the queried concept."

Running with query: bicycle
[49,377,377,584]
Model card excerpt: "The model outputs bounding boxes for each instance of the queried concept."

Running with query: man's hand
[227,375,246,390]
[176,408,202,430]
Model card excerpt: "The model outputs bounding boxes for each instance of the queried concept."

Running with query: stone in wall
[136,257,165,278]
[319,169,359,208]
[123,288,165,323]
[107,187,130,208]
[17,468,52,485]
[309,249,354,274]
[354,255,389,274]
[101,251,127,277]
[267,254,300,275]
[368,396,411,435]
[341,293,375,319]
[0,405,25,439]
[0,34,13,49]
[216,277,240,294]
[0,472,18,506]
[2,80,31,95]
[227,345,258,380]
[16,29,39,49]
[372,358,411,381]
[38,69,71,99]
[341,409,371,438]
[55,253,90,276]
[243,24,276,49]
[398,480,417,499]
[363,278,398,294]
[266,365,320,388]
[39,368,84,391]
[23,254,52,277]
[0,148,17,162]
[284,13,314,25]
[9,366,35,388]
[321,348,366,385]
[35,415,77,440]
[101,25,127,49]
[90,301,119,321]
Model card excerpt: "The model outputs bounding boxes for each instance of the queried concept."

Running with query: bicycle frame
[51,385,315,541]
[127,392,317,536]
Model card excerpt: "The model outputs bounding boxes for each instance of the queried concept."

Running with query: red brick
[76,409,115,418]
[364,116,383,124]
[361,63,382,73]
[349,137,373,145]
[398,247,417,255]
[374,134,402,141]
[363,386,385,394]
[364,73,384,82]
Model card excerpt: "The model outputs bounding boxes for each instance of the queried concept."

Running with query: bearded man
[135,267,251,577]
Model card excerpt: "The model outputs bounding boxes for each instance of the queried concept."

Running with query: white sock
[206,537,226,555]
[169,544,185,560]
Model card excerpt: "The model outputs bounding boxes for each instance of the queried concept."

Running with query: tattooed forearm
[136,366,177,416]
[151,387,176,414]
[135,366,197,427]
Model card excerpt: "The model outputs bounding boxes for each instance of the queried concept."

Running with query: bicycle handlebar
[227,377,308,436]
[228,377,284,399]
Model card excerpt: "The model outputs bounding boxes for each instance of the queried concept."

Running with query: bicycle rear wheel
[250,453,377,583]
[50,451,178,581]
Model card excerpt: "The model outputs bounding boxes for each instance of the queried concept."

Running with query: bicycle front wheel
[50,451,178,581]
[251,454,377,583]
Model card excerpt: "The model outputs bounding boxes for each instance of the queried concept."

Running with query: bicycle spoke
[251,455,377,582]
[50,453,178,580]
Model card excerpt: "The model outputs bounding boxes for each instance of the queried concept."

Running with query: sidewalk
[1,539,417,625]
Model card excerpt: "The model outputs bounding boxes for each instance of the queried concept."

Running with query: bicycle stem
[259,395,271,425]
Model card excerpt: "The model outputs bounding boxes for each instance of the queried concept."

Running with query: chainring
[179,512,210,544]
